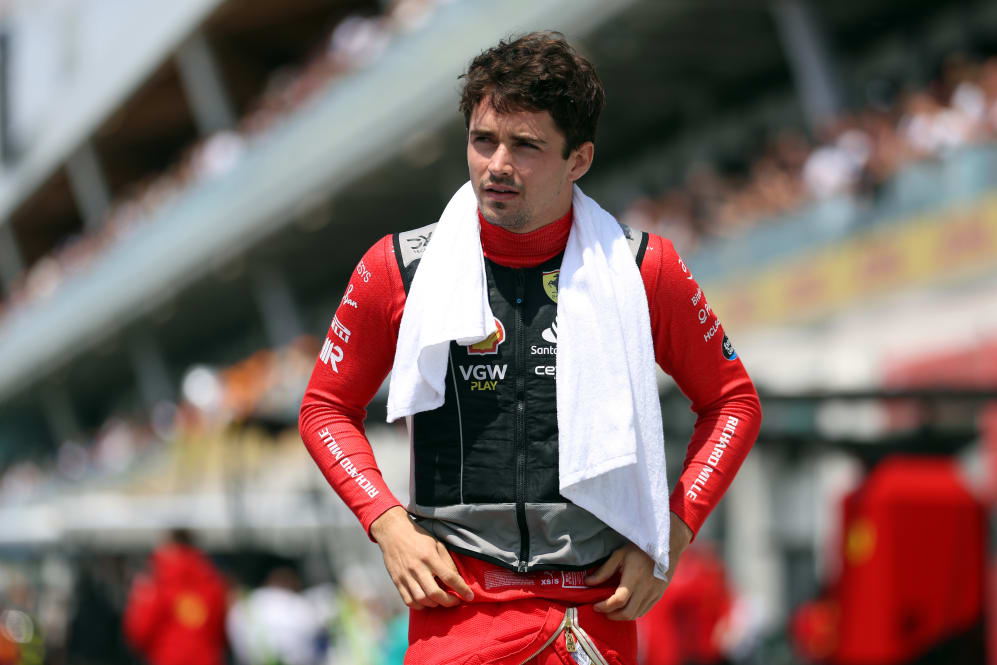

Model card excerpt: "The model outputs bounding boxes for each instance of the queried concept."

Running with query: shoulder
[392,222,438,293]
[617,221,649,266]
[393,222,438,270]
[641,231,687,277]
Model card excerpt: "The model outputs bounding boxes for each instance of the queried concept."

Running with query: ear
[567,141,595,182]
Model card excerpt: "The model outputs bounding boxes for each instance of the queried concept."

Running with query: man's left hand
[586,513,693,621]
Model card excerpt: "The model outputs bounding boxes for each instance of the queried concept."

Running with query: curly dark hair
[459,31,606,158]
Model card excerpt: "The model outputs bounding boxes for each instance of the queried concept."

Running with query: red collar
[477,208,572,268]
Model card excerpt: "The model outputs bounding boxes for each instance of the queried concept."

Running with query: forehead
[469,98,563,140]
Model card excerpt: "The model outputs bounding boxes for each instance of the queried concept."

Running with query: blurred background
[0,0,993,663]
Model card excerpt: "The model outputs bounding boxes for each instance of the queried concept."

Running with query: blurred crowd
[622,55,997,253]
[0,0,456,325]
[0,530,408,665]
[0,335,320,506]
[0,0,995,325]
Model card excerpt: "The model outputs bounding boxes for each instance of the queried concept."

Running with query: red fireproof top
[299,209,761,542]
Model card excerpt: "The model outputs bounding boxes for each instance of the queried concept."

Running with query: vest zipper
[514,269,529,572]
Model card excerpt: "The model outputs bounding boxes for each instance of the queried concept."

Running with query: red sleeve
[298,235,407,537]
[641,234,762,538]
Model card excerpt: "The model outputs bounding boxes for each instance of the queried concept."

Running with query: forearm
[668,386,760,535]
[299,402,402,535]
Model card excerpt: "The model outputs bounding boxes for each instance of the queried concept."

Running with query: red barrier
[834,457,985,665]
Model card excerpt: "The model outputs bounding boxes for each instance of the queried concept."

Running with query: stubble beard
[480,202,531,232]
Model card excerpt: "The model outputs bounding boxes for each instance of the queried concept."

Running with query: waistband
[449,551,618,605]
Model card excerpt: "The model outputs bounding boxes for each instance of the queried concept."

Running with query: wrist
[370,506,409,544]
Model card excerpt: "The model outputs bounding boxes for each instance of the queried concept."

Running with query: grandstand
[1,0,995,663]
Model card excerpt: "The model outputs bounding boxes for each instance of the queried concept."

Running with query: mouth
[482,182,520,201]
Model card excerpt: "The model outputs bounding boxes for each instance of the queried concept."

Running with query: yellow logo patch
[466,318,506,355]
[542,270,559,304]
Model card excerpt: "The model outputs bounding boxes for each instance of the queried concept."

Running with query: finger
[606,587,646,621]
[400,577,428,610]
[602,555,650,619]
[433,561,475,601]
[585,550,623,586]
[433,545,474,601]
[593,584,631,613]
[394,577,414,608]
[406,574,439,609]
[416,569,458,608]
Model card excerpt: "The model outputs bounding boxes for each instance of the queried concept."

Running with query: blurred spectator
[637,544,735,665]
[67,555,134,665]
[123,529,228,665]
[226,565,329,665]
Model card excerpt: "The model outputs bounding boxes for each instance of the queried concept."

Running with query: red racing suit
[123,543,228,665]
[299,210,761,663]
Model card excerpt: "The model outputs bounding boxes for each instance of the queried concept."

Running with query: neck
[478,207,573,268]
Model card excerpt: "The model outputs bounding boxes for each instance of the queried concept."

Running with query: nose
[488,143,514,178]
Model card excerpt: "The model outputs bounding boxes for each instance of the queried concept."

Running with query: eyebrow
[469,129,547,145]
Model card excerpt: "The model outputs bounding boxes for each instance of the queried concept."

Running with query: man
[123,529,228,665]
[300,32,760,664]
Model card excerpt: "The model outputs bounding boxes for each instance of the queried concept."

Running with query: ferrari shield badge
[542,270,559,304]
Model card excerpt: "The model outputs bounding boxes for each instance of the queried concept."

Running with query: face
[467,98,594,233]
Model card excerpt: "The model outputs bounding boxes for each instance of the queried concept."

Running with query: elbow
[298,395,315,440]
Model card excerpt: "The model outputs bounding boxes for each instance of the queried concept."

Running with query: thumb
[585,550,623,586]
[435,543,475,601]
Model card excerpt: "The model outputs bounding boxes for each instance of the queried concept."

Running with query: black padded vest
[393,222,648,572]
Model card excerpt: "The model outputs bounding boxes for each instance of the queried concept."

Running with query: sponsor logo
[319,338,344,372]
[534,365,556,377]
[459,363,507,391]
[406,232,432,253]
[341,284,358,309]
[687,415,739,501]
[685,464,713,502]
[678,257,695,280]
[722,334,737,360]
[530,345,557,356]
[560,571,587,589]
[331,315,351,344]
[319,428,379,498]
[481,569,587,591]
[466,318,506,355]
[703,317,721,343]
[691,288,703,307]
[707,416,739,467]
[542,270,560,303]
[698,302,713,324]
[355,260,371,283]
[536,571,587,588]
[541,316,558,344]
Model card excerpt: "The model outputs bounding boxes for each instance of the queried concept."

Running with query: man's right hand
[370,506,475,609]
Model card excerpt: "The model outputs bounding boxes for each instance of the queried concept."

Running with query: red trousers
[406,553,637,665]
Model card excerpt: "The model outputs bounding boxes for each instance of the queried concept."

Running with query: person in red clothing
[299,32,761,664]
[637,545,736,665]
[123,529,228,665]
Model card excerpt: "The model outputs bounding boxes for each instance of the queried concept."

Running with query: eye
[518,141,539,150]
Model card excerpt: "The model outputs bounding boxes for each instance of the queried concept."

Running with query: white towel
[387,181,670,580]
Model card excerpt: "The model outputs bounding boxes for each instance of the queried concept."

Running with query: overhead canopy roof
[1,0,994,439]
